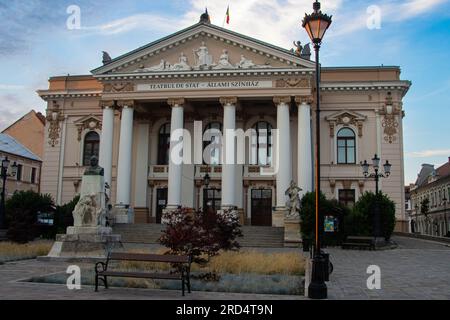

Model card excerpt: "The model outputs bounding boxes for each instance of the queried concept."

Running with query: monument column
[272,96,292,227]
[115,101,134,223]
[166,98,185,209]
[220,97,238,209]
[295,96,313,198]
[99,101,115,197]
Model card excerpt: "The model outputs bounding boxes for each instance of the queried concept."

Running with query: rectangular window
[339,189,356,208]
[16,164,23,181]
[31,168,37,184]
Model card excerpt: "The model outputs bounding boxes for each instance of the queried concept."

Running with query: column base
[284,217,301,247]
[113,206,134,224]
[272,207,287,227]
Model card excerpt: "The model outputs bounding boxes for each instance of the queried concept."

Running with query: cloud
[0,84,26,90]
[406,149,450,158]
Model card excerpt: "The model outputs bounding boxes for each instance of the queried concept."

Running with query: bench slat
[109,253,190,263]
[99,271,182,280]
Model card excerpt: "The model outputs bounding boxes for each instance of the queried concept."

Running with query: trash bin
[322,252,331,282]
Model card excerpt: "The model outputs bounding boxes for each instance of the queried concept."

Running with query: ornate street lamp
[203,172,211,189]
[0,157,18,229]
[361,154,392,241]
[302,0,332,300]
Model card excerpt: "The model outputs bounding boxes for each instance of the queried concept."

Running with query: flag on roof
[226,6,230,24]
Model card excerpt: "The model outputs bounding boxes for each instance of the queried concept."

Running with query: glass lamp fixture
[302,1,333,45]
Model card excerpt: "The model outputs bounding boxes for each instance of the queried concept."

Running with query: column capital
[273,96,291,106]
[99,100,115,109]
[116,100,135,108]
[219,96,238,107]
[167,98,185,107]
[294,95,314,106]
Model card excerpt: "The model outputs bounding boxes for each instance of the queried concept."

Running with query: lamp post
[302,0,332,300]
[0,157,18,230]
[442,195,448,237]
[361,154,392,240]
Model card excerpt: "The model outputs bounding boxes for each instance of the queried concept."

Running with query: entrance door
[251,189,273,226]
[203,189,222,212]
[156,188,168,224]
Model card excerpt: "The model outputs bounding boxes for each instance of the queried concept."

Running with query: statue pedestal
[272,207,287,227]
[113,206,133,224]
[46,227,122,259]
[284,217,301,247]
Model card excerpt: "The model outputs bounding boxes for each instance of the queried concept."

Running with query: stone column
[295,96,313,198]
[115,101,134,223]
[166,98,185,209]
[272,96,292,227]
[220,97,237,209]
[99,101,115,197]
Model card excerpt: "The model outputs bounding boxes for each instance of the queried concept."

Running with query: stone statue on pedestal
[285,180,302,219]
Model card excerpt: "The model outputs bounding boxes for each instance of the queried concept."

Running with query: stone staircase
[113,224,285,248]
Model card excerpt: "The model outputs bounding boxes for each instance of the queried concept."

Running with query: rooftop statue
[292,41,303,57]
[84,156,104,176]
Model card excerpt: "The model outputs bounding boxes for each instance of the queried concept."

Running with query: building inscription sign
[136,80,273,92]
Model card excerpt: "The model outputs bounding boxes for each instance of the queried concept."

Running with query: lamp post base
[308,254,328,299]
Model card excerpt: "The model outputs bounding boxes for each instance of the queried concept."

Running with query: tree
[420,198,430,234]
[349,191,396,240]
[6,191,54,243]
[159,207,242,266]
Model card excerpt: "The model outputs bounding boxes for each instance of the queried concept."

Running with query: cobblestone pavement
[325,236,450,300]
[0,236,448,300]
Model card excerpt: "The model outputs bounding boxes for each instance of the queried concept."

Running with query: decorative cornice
[295,95,314,105]
[219,96,238,106]
[167,98,185,107]
[37,90,102,101]
[273,96,291,105]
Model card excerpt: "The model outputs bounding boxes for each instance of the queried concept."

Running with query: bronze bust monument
[84,156,104,176]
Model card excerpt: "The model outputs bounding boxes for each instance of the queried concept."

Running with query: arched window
[203,122,222,165]
[337,128,356,164]
[83,131,100,166]
[157,123,171,165]
[251,121,273,166]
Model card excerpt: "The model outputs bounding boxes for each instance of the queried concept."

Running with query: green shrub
[6,191,54,243]
[347,191,396,240]
[52,196,79,237]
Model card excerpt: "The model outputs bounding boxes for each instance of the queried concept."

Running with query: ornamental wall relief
[46,101,65,147]
[379,92,402,144]
[135,43,272,73]
[103,82,134,93]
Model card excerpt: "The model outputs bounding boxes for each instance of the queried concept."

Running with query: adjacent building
[2,110,46,159]
[37,16,411,231]
[410,159,450,237]
[0,134,42,198]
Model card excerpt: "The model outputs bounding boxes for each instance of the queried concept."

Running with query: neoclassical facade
[38,18,411,231]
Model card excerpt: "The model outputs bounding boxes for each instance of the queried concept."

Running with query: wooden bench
[95,252,192,296]
[341,236,375,250]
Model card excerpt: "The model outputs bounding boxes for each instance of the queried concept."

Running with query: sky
[0,0,449,184]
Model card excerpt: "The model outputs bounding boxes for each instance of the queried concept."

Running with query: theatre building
[37,15,411,233]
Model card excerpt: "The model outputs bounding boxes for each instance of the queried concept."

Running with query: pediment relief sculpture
[276,78,310,88]
[75,115,102,141]
[326,110,367,137]
[103,82,134,93]
[134,43,272,73]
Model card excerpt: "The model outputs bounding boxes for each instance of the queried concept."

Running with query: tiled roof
[0,133,42,161]
[436,160,450,179]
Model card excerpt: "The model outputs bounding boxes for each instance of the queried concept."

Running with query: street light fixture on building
[302,0,332,300]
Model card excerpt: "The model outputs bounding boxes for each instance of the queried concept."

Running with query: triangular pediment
[74,115,102,141]
[92,22,315,76]
[326,110,367,123]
